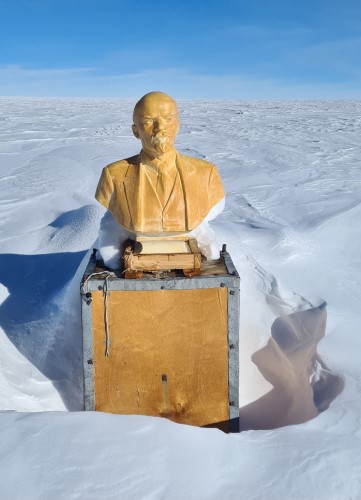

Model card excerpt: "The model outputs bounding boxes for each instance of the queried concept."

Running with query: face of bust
[132,94,179,158]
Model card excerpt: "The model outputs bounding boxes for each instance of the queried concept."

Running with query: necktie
[159,165,174,207]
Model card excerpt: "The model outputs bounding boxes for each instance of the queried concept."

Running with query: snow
[0,97,361,498]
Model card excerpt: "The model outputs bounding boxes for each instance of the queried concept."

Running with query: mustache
[150,134,171,145]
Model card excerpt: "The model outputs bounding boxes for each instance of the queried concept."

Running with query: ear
[132,124,140,139]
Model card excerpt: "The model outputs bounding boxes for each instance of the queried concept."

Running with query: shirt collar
[140,148,177,174]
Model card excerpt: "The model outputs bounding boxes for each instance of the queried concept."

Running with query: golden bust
[95,91,225,268]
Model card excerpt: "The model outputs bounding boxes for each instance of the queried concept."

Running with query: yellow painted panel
[92,288,229,427]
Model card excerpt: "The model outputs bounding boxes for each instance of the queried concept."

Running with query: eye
[142,119,154,125]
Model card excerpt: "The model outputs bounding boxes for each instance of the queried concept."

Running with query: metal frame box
[81,249,240,432]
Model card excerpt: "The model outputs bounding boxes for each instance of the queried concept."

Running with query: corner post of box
[80,250,96,411]
[223,248,240,433]
[228,283,240,432]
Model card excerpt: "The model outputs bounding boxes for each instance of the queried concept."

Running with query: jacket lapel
[176,154,198,231]
[123,156,141,229]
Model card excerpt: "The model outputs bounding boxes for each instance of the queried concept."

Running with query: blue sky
[0,0,360,98]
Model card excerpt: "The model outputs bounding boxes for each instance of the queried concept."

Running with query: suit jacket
[95,151,225,233]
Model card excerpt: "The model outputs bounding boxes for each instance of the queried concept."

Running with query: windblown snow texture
[0,97,360,499]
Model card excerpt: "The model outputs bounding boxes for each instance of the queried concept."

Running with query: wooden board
[124,237,201,273]
[137,234,189,242]
[139,240,190,254]
[91,288,229,427]
[126,252,198,271]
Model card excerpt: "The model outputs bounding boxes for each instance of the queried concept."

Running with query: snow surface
[0,97,361,499]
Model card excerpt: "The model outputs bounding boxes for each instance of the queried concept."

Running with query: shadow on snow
[0,250,89,410]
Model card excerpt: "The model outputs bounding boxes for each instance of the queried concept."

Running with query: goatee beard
[151,136,170,154]
[155,142,168,154]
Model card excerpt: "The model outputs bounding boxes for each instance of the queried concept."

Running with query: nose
[154,117,166,132]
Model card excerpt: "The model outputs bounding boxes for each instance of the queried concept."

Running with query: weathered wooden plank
[124,238,202,272]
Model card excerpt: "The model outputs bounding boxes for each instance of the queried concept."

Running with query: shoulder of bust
[177,153,216,170]
[104,154,140,173]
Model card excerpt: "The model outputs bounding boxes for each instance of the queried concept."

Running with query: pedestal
[81,249,240,432]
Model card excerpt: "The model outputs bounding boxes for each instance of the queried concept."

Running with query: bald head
[132,91,180,159]
[133,91,178,122]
